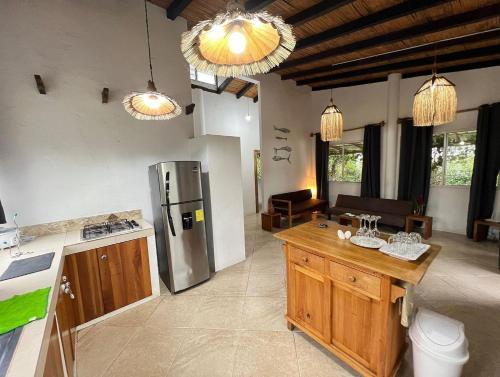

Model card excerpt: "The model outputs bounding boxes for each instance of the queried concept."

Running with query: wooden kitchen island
[274,220,440,377]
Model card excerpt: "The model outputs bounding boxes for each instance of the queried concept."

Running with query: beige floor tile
[167,329,238,377]
[246,272,286,297]
[77,323,137,377]
[100,296,162,327]
[191,296,245,329]
[293,332,357,377]
[233,330,299,377]
[241,296,287,331]
[250,252,284,275]
[146,295,203,329]
[104,326,188,377]
[224,257,253,273]
[208,270,249,296]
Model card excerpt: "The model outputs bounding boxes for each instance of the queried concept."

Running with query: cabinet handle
[61,282,75,299]
[101,254,108,261]
[306,313,311,319]
[348,275,357,283]
[302,257,309,263]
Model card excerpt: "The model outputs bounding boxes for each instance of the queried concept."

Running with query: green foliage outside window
[328,143,363,182]
[431,131,476,186]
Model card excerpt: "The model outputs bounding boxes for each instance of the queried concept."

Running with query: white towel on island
[401,282,414,328]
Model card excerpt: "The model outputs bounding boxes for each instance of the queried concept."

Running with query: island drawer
[289,246,324,273]
[328,261,380,298]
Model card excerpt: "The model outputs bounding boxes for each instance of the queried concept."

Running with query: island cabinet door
[330,282,381,373]
[288,262,331,341]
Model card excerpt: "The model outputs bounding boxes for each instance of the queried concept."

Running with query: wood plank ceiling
[150,0,500,91]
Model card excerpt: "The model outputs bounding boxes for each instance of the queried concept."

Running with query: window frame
[190,66,218,89]
[328,142,364,183]
[431,129,477,188]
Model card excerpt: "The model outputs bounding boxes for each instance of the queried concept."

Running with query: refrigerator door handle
[166,201,176,237]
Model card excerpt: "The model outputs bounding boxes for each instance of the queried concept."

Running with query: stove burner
[81,219,140,241]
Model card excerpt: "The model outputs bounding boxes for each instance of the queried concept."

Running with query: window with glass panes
[328,143,363,182]
[431,130,476,186]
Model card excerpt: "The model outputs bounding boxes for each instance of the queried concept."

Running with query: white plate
[349,236,387,249]
[378,243,430,261]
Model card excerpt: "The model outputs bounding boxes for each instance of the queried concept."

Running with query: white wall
[311,66,500,234]
[0,0,194,228]
[257,74,316,210]
[189,135,246,271]
[192,90,260,215]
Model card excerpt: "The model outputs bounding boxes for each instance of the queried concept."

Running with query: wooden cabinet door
[288,262,330,340]
[330,282,381,372]
[56,260,77,377]
[43,316,65,377]
[65,249,104,325]
[97,238,152,313]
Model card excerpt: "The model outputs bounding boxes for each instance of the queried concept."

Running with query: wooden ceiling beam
[277,4,500,70]
[311,58,500,91]
[281,29,500,80]
[295,0,449,51]
[298,45,500,86]
[253,95,259,103]
[245,0,275,11]
[236,82,254,98]
[166,0,192,20]
[285,0,354,27]
[217,77,233,94]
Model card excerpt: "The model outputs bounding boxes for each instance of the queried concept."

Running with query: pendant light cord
[144,0,154,83]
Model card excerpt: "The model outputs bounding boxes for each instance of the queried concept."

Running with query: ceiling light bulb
[245,114,251,122]
[228,31,247,54]
[144,93,162,109]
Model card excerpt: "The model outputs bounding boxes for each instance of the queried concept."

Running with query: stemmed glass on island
[356,215,381,238]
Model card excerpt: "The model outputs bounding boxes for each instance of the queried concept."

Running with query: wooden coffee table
[473,219,500,241]
[405,214,433,239]
[338,214,360,228]
[261,212,281,232]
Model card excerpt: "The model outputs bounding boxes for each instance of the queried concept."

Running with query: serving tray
[379,243,431,261]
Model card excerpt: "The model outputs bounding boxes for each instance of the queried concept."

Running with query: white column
[192,88,206,137]
[383,73,401,199]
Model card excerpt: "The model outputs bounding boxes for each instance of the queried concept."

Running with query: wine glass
[356,215,366,236]
[372,216,381,238]
[366,215,374,238]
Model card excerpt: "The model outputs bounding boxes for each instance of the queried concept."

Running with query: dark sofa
[270,189,328,228]
[327,194,413,228]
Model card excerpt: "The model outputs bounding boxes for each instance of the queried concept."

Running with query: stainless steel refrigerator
[149,161,210,293]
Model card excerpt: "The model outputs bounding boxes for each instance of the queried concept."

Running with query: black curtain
[397,118,433,212]
[466,103,500,238]
[361,125,381,198]
[0,200,5,224]
[315,133,329,202]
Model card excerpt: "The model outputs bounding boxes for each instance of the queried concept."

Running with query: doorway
[254,150,262,213]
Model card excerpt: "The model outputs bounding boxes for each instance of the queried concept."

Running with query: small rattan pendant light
[320,89,343,141]
[181,0,295,77]
[413,57,457,126]
[123,0,181,120]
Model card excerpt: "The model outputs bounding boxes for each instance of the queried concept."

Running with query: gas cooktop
[81,219,141,241]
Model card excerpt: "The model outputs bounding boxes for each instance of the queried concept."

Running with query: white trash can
[409,308,469,377]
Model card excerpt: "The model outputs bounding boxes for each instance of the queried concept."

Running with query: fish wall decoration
[273,125,290,133]
[273,146,292,154]
[272,154,291,164]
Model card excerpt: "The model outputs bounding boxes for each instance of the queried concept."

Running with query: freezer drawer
[163,200,210,292]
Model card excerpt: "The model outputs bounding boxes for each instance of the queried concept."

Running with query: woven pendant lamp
[181,0,295,77]
[320,89,343,142]
[413,60,457,127]
[123,0,181,120]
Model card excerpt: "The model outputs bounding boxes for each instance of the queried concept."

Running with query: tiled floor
[77,215,500,377]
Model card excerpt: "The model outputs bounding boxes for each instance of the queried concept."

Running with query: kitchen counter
[274,219,440,284]
[0,219,154,377]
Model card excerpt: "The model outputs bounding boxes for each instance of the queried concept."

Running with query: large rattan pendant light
[320,89,343,141]
[123,0,181,120]
[181,0,296,77]
[413,58,457,126]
